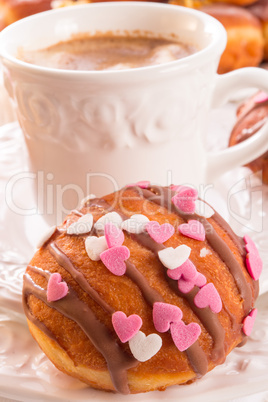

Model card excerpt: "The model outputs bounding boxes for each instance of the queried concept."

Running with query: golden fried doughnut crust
[23,186,259,394]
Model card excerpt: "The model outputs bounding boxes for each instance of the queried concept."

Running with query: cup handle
[206,67,268,183]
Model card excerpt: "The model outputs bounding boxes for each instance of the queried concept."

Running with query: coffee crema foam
[18,33,197,71]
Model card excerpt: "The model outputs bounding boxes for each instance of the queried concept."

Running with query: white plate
[0,119,268,402]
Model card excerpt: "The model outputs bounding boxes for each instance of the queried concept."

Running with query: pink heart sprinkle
[172,187,198,214]
[104,222,124,248]
[112,311,142,343]
[100,246,130,276]
[167,259,197,281]
[170,320,201,352]
[242,308,257,336]
[244,235,259,255]
[146,221,175,244]
[127,181,150,189]
[253,91,268,104]
[246,253,263,281]
[153,302,183,333]
[194,283,222,313]
[178,272,207,294]
[47,273,68,302]
[179,220,206,241]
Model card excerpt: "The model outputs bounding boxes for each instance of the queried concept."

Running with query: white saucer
[0,122,268,402]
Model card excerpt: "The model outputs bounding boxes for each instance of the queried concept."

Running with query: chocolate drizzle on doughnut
[89,197,226,362]
[128,232,225,363]
[126,261,164,306]
[48,241,114,314]
[89,185,255,356]
[51,231,208,377]
[125,260,208,376]
[140,186,253,314]
[23,267,58,343]
[23,265,137,394]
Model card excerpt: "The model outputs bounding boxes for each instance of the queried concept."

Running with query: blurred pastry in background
[229,91,268,183]
[51,0,89,7]
[208,0,257,5]
[247,0,268,60]
[200,4,264,73]
[0,8,5,30]
[169,0,257,5]
[0,0,51,29]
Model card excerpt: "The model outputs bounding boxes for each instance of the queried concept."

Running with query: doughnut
[22,183,261,394]
[0,0,51,29]
[0,9,5,30]
[199,4,264,73]
[229,91,268,184]
[247,0,268,60]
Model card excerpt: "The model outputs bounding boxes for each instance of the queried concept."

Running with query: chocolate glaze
[125,260,208,376]
[90,201,211,371]
[207,205,258,301]
[129,231,225,363]
[165,276,225,363]
[186,342,210,378]
[237,337,248,348]
[30,219,207,386]
[208,208,244,255]
[199,218,252,313]
[90,199,226,362]
[92,186,254,361]
[253,279,259,301]
[23,266,137,394]
[48,242,114,314]
[23,267,58,343]
[126,261,164,306]
[43,228,207,381]
[141,186,253,314]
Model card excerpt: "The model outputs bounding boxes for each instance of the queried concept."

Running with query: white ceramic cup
[1,2,268,223]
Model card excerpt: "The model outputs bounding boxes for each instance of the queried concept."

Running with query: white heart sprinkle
[195,200,214,218]
[67,214,93,235]
[129,331,162,362]
[36,225,56,249]
[85,236,108,261]
[200,247,211,258]
[80,194,96,207]
[121,214,149,234]
[158,245,191,270]
[94,212,123,233]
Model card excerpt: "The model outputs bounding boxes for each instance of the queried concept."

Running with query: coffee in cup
[18,32,197,71]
